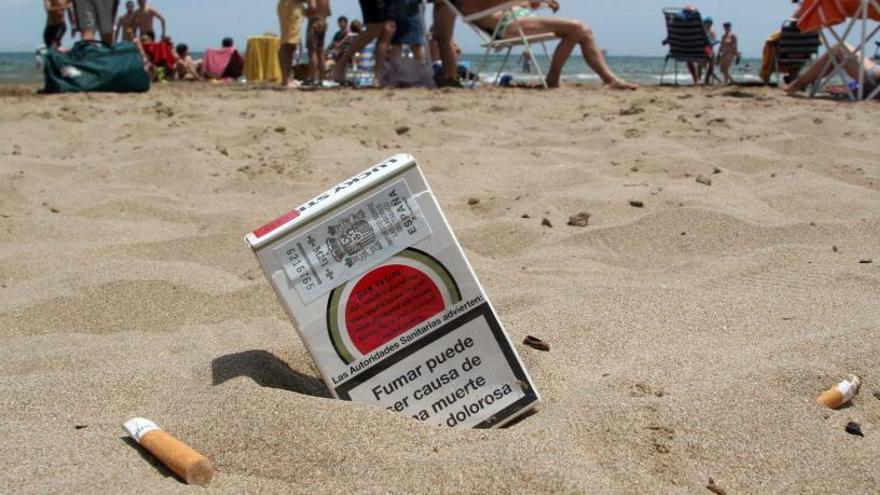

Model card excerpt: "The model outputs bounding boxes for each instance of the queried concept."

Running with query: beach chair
[773,19,821,84]
[439,0,559,88]
[660,7,713,85]
[797,0,880,100]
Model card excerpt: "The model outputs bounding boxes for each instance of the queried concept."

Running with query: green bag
[44,41,150,94]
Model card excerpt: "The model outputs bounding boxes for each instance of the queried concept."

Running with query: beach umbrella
[796,0,880,32]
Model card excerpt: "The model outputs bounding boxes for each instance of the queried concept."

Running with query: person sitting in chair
[782,42,880,97]
[444,0,636,89]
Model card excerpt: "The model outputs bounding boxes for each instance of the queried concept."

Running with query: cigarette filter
[124,417,214,486]
[817,375,861,409]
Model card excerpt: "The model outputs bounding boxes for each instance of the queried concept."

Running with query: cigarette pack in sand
[246,154,540,428]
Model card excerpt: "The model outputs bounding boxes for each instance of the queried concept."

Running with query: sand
[0,83,878,493]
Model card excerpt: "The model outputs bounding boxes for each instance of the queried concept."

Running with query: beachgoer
[133,0,166,41]
[306,0,331,85]
[390,0,425,63]
[687,15,716,85]
[221,37,244,79]
[449,1,637,89]
[278,0,305,88]
[718,22,739,85]
[783,42,880,97]
[44,0,71,49]
[328,15,349,57]
[115,1,136,42]
[431,0,460,86]
[174,43,204,81]
[332,1,398,85]
[72,0,116,43]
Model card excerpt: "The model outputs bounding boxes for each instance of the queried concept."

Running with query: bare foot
[278,80,300,90]
[605,79,638,90]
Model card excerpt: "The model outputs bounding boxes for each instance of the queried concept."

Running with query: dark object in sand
[567,212,591,227]
[630,200,644,208]
[706,478,727,495]
[523,335,550,352]
[274,126,286,133]
[619,105,645,116]
[696,175,712,186]
[859,259,873,264]
[541,218,553,228]
[74,424,88,430]
[845,421,864,437]
[872,389,880,401]
[395,125,410,136]
[521,214,530,219]
[833,245,839,253]
[467,197,480,206]
[712,167,722,174]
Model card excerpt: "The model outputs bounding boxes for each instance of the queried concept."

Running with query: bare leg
[783,43,877,92]
[331,23,384,82]
[507,17,637,89]
[390,44,403,60]
[410,43,425,63]
[433,3,458,81]
[687,61,699,85]
[279,42,296,86]
[374,21,396,82]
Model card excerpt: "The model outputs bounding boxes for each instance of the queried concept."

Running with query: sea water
[1,50,762,86]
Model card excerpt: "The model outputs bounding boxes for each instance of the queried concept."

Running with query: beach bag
[43,41,150,94]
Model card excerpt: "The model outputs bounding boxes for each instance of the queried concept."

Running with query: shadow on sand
[211,350,331,398]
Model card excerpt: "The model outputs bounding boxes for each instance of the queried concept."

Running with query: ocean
[0,51,763,86]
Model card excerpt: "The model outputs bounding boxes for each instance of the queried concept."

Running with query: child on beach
[44,0,72,49]
[332,0,397,85]
[115,1,136,42]
[277,0,305,88]
[174,43,204,81]
[306,0,331,86]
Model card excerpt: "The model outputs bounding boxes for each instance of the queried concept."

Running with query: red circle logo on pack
[327,249,461,363]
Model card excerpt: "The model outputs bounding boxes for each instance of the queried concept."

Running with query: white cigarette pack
[246,154,540,428]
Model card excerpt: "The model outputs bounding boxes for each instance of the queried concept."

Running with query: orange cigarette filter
[817,375,861,409]
[124,418,214,486]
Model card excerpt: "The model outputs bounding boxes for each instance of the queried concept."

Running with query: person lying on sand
[445,0,636,89]
[782,42,879,97]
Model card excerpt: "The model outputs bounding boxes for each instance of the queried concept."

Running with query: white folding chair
[439,0,559,88]
[808,0,880,100]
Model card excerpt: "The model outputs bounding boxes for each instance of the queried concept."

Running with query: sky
[0,0,802,57]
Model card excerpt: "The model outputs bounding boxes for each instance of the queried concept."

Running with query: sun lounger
[660,7,714,85]
[439,0,559,88]
[773,19,821,84]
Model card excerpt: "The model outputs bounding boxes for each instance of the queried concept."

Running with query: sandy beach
[1,83,878,493]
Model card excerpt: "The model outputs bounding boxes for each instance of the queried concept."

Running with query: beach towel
[43,40,149,93]
[204,48,233,78]
[797,0,880,32]
[141,41,176,69]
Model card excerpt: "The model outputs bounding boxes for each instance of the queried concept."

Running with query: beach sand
[1,83,878,493]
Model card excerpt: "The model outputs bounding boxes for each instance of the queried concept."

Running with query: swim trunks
[43,23,67,48]
[307,17,328,52]
[391,0,424,46]
[359,0,396,24]
[278,0,305,45]
[73,0,115,35]
[495,6,533,40]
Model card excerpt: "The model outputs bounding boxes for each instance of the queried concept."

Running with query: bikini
[477,6,534,41]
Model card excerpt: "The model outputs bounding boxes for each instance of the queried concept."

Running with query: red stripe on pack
[253,209,300,239]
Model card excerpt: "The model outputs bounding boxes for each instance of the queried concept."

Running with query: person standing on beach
[115,1,137,42]
[306,0,331,85]
[133,0,166,41]
[718,22,739,85]
[43,0,72,48]
[390,0,426,63]
[71,0,116,43]
[332,0,397,85]
[277,0,305,88]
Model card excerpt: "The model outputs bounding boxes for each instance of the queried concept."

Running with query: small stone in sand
[630,200,644,208]
[845,421,864,437]
[467,198,480,206]
[49,207,59,214]
[567,212,591,227]
[395,126,410,136]
[274,126,286,133]
[619,105,645,116]
[217,146,229,157]
[523,335,550,352]
[872,389,880,401]
[832,245,838,253]
[695,175,712,186]
[859,259,873,264]
[521,214,530,219]
[541,218,553,228]
[712,167,722,174]
[706,478,727,495]
[12,145,21,156]
[74,425,88,430]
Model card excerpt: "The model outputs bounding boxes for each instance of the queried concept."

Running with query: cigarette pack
[246,154,540,428]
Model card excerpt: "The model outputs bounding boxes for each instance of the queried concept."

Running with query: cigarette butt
[817,375,861,409]
[124,418,214,486]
